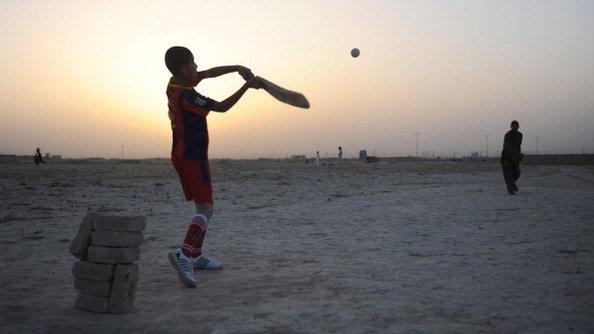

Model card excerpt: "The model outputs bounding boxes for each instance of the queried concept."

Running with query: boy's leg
[185,202,223,270]
[169,208,210,288]
[195,202,213,220]
[181,205,210,259]
[168,158,210,287]
[169,158,221,287]
[174,157,213,259]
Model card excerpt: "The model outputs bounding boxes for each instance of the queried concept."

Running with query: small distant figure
[338,146,343,160]
[500,120,523,195]
[359,150,367,161]
[315,151,320,166]
[34,148,46,167]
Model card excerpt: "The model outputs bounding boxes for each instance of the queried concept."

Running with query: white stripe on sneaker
[168,250,197,287]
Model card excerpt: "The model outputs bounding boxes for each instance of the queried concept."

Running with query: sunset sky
[1,0,593,158]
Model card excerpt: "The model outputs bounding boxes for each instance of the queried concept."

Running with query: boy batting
[164,46,261,287]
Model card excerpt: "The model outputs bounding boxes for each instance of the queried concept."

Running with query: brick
[92,215,146,232]
[108,263,139,314]
[72,261,115,281]
[69,213,97,260]
[87,246,140,264]
[74,278,112,297]
[91,230,144,248]
[75,293,109,313]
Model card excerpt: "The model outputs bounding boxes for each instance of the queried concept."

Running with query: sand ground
[0,160,593,333]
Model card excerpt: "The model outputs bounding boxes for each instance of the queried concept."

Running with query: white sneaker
[171,249,223,270]
[193,255,223,270]
[168,249,197,287]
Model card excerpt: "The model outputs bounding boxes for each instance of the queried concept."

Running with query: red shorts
[171,155,213,204]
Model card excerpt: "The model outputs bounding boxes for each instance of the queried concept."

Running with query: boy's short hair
[165,46,193,75]
[511,120,519,126]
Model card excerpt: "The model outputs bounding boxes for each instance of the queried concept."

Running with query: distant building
[359,150,367,161]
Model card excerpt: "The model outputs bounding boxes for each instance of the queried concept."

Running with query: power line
[532,136,541,154]
[413,132,422,158]
[483,134,491,158]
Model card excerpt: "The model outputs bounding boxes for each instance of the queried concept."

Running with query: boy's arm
[199,65,250,79]
[210,76,261,113]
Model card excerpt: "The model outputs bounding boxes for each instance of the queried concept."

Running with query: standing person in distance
[501,120,523,195]
[34,148,46,167]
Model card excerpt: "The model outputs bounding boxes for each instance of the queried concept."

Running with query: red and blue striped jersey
[166,74,214,161]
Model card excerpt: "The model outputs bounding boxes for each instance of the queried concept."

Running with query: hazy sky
[1,0,593,158]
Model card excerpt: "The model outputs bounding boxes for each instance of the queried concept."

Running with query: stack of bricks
[69,213,146,313]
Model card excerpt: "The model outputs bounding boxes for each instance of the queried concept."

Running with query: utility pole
[483,134,491,158]
[413,132,422,158]
[532,136,541,154]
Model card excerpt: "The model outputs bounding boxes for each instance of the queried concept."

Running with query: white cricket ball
[351,48,360,58]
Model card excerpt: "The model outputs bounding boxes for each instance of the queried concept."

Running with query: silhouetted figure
[338,146,343,160]
[315,151,320,166]
[34,148,46,167]
[501,121,523,195]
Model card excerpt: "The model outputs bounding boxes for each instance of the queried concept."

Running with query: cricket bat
[241,71,310,109]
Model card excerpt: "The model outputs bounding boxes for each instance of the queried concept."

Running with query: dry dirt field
[1,159,592,333]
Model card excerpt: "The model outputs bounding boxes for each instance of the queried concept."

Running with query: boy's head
[165,46,198,81]
[510,120,519,130]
